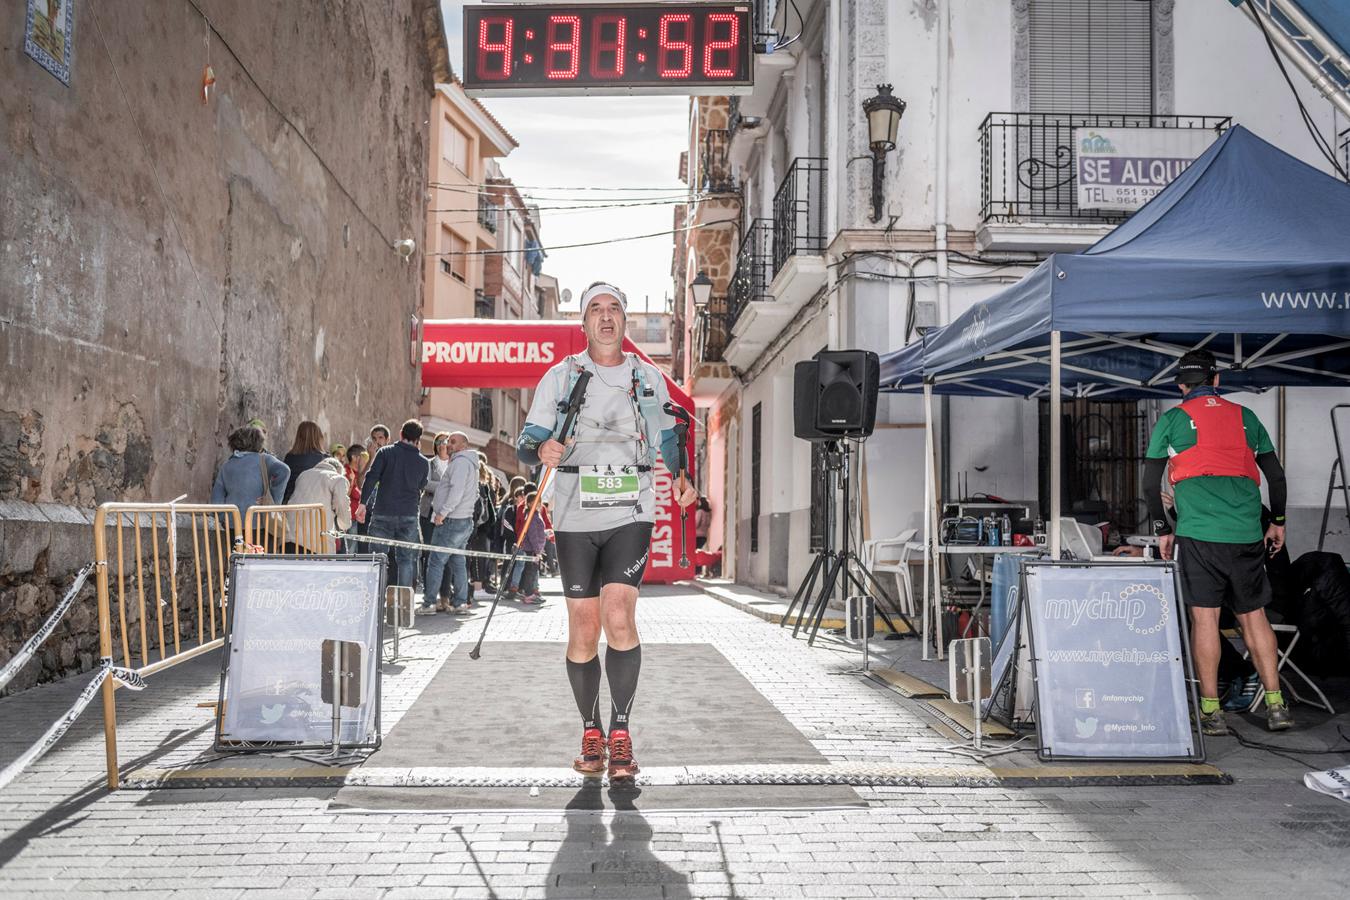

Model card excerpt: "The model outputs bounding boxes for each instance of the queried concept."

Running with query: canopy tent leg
[922,383,934,661]
[1049,331,1062,560]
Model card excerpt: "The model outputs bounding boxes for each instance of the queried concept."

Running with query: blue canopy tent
[878,125,1350,656]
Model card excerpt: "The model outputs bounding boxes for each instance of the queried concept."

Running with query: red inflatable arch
[420,319,695,584]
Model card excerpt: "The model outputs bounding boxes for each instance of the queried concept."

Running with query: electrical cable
[87,0,223,343]
[427,194,732,214]
[1245,0,1349,179]
[428,217,738,256]
[430,182,708,204]
[1229,724,1350,769]
[774,0,807,51]
[180,0,399,244]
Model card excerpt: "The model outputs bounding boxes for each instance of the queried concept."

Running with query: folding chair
[862,528,918,616]
[1242,623,1336,715]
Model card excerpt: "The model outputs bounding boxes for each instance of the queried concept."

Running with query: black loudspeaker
[793,350,879,441]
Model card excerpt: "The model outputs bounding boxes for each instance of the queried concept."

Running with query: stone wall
[0,1,449,692]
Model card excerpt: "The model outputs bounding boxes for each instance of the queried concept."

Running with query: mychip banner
[1022,561,1201,761]
[216,555,385,749]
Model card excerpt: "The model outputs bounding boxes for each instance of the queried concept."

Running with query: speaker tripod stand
[782,440,916,648]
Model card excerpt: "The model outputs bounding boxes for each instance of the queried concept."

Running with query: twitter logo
[1074,716,1098,739]
[260,703,285,724]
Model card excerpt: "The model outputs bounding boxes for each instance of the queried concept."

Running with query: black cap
[1175,349,1219,385]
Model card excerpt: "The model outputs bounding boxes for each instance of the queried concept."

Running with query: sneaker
[1222,673,1260,711]
[607,729,639,781]
[1266,702,1294,732]
[453,605,472,616]
[520,593,543,605]
[573,727,607,776]
[1199,708,1229,736]
[418,604,438,616]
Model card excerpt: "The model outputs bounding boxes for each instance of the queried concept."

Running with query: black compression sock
[606,644,642,733]
[565,655,603,732]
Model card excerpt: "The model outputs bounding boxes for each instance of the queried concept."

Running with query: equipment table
[908,543,1041,660]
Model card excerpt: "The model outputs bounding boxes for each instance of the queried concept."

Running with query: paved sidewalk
[2,582,1348,898]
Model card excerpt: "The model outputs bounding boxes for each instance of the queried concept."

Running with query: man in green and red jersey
[1143,349,1292,736]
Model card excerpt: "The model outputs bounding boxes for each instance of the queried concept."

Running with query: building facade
[676,0,1350,592]
[420,78,517,456]
[0,0,448,691]
[479,168,550,476]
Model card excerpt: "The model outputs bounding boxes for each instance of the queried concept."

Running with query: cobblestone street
[2,584,1348,898]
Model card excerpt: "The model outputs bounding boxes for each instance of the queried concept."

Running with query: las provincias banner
[420,319,696,584]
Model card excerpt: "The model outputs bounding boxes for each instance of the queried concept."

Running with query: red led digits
[658,13,693,78]
[703,13,739,78]
[477,16,513,81]
[590,14,626,79]
[545,15,581,79]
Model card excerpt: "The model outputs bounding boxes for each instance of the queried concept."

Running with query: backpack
[554,353,665,466]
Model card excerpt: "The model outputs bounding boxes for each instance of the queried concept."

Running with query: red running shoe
[607,729,639,781]
[573,727,607,776]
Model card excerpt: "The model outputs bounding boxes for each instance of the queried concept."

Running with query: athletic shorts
[1175,536,1272,615]
[555,522,653,599]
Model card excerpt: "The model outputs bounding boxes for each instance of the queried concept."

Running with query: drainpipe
[935,0,953,501]
[826,0,843,351]
[935,0,951,324]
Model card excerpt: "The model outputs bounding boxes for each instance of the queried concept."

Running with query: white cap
[579,281,628,315]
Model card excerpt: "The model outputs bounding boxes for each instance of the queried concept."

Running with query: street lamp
[689,270,713,310]
[862,84,906,223]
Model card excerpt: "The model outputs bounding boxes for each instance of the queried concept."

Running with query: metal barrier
[94,502,242,789]
[243,503,330,554]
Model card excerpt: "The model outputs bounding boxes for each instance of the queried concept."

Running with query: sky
[441,2,689,314]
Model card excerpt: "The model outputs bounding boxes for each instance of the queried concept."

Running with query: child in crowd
[514,491,547,605]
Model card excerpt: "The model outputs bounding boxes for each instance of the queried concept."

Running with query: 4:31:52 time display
[463,4,753,93]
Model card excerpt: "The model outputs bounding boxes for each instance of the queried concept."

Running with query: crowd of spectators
[211,417,555,612]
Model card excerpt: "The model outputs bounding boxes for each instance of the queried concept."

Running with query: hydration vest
[1167,395,1261,486]
[553,353,665,466]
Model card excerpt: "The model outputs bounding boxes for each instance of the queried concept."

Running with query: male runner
[517,282,697,780]
[1143,349,1292,735]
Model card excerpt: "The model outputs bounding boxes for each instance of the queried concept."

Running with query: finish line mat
[335,641,864,810]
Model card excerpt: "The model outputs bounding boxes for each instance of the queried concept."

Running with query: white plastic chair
[862,528,919,616]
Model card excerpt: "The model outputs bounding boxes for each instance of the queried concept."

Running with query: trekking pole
[663,402,693,568]
[469,370,591,661]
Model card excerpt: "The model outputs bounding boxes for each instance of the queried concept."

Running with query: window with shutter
[1028,0,1153,114]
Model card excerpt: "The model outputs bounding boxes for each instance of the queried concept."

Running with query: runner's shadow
[544,783,691,899]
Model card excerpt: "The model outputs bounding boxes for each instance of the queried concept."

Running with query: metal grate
[697,294,730,364]
[477,192,498,233]
[729,218,773,329]
[772,157,827,275]
[474,290,495,319]
[751,402,762,553]
[1028,0,1154,114]
[979,112,1231,223]
[1042,398,1149,539]
[751,0,780,49]
[471,393,493,434]
[701,128,736,193]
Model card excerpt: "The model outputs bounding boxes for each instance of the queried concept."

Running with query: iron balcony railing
[474,289,495,318]
[979,112,1232,224]
[477,192,499,233]
[471,393,493,434]
[772,157,828,276]
[729,218,773,329]
[701,128,735,194]
[696,294,731,365]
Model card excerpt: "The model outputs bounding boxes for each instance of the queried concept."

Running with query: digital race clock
[462,3,754,96]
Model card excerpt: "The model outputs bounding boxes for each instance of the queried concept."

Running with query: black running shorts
[555,522,653,598]
[1175,536,1272,614]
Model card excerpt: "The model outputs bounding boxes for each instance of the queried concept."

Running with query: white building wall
[726,0,1350,592]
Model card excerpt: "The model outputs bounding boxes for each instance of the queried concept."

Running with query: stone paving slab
[1,582,1349,898]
